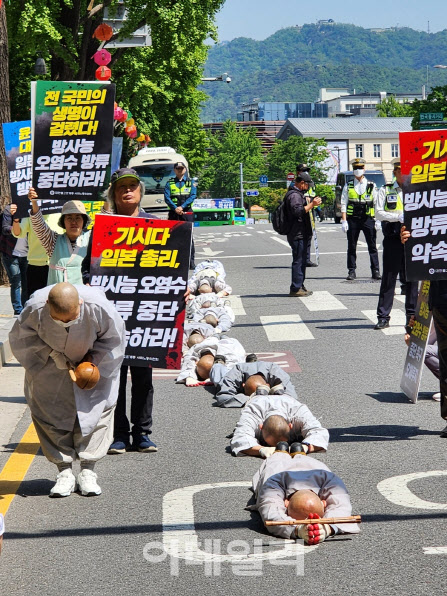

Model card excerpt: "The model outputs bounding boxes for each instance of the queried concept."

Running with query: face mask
[52,315,80,328]
[354,169,365,177]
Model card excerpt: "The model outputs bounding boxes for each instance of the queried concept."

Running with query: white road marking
[394,295,405,304]
[226,295,246,316]
[260,314,314,341]
[256,230,266,234]
[299,291,347,311]
[215,250,382,259]
[197,247,224,257]
[161,482,314,563]
[357,241,368,247]
[271,236,290,248]
[377,471,447,509]
[362,309,406,335]
[423,547,447,555]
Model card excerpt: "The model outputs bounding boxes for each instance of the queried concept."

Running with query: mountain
[200,22,447,122]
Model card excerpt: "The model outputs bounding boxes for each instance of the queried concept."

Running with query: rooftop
[278,117,414,140]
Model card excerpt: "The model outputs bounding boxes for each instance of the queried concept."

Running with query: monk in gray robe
[253,452,360,544]
[230,394,329,458]
[9,282,125,498]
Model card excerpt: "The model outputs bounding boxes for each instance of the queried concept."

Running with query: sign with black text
[2,120,33,218]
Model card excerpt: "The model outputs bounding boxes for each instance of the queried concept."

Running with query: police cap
[351,158,366,168]
[391,158,401,169]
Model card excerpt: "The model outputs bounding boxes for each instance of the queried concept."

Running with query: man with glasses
[164,161,197,268]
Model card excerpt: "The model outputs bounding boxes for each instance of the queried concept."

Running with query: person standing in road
[341,158,381,281]
[286,172,321,297]
[164,161,197,269]
[374,159,418,330]
[0,201,28,315]
[292,164,320,268]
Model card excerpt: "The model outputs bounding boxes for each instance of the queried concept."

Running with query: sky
[214,0,446,41]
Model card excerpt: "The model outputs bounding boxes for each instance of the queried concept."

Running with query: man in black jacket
[286,173,321,297]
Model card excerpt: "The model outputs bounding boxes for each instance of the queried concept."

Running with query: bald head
[196,354,214,380]
[202,314,218,327]
[261,415,290,446]
[287,490,325,520]
[47,283,81,321]
[244,374,270,396]
[187,333,205,348]
[199,283,213,294]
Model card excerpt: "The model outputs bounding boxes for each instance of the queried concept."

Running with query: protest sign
[89,214,192,368]
[2,120,33,217]
[31,81,115,212]
[400,280,432,403]
[400,129,447,281]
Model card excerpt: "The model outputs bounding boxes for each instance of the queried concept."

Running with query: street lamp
[34,55,47,75]
[201,72,231,83]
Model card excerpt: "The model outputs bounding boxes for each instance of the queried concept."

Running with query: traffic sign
[259,174,268,188]
[420,112,444,122]
[287,172,295,182]
[245,190,259,197]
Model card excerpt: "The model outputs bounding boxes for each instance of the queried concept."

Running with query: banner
[400,129,447,281]
[89,214,192,368]
[31,81,115,212]
[192,198,235,209]
[2,120,33,218]
[400,281,432,403]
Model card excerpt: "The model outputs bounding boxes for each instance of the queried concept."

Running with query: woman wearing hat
[27,187,91,285]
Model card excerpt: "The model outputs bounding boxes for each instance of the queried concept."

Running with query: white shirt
[340,177,374,214]
[374,180,403,223]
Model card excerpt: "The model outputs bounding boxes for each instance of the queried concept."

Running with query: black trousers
[114,365,154,439]
[27,264,49,297]
[432,307,447,420]
[168,210,195,267]
[346,216,379,272]
[287,233,307,292]
[377,234,418,321]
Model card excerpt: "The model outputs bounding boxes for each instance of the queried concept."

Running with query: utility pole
[239,162,244,210]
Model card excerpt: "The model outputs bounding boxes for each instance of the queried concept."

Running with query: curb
[0,319,15,370]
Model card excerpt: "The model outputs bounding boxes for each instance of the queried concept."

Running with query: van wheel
[334,216,341,224]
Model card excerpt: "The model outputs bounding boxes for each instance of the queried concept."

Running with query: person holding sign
[27,187,91,285]
[9,282,125,497]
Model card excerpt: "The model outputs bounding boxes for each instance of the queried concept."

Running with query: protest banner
[400,280,432,403]
[31,81,115,212]
[89,214,192,368]
[2,120,33,217]
[192,198,235,209]
[400,129,447,281]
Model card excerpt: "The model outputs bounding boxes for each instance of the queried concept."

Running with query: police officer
[341,157,381,281]
[164,161,197,268]
[374,159,418,329]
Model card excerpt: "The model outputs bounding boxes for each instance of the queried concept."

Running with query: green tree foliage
[267,137,328,185]
[199,120,264,199]
[6,0,224,172]
[410,86,447,130]
[315,184,335,207]
[376,96,415,117]
[257,187,287,213]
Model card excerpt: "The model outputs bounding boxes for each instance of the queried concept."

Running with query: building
[237,101,328,122]
[277,117,413,182]
[203,120,285,154]
[324,91,423,117]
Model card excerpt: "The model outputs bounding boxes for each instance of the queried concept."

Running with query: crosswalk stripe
[226,295,246,316]
[256,230,266,234]
[260,314,314,341]
[271,236,290,247]
[299,291,347,311]
[362,309,406,335]
[394,295,405,304]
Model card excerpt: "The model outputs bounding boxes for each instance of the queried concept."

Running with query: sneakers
[374,319,390,330]
[306,261,318,267]
[77,469,101,496]
[346,270,356,281]
[245,353,258,363]
[134,434,158,453]
[372,270,382,280]
[432,392,441,402]
[214,355,227,365]
[289,288,313,297]
[440,425,447,438]
[49,469,77,498]
[108,438,129,454]
[199,348,214,357]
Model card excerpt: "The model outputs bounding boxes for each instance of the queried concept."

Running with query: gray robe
[213,361,298,407]
[186,293,235,323]
[253,453,360,539]
[176,336,245,383]
[190,306,232,333]
[230,394,329,456]
[182,322,217,353]
[9,285,125,436]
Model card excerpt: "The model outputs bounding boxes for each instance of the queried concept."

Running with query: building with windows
[323,91,423,117]
[237,101,328,122]
[277,117,413,182]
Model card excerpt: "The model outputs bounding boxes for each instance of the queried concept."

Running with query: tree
[199,121,265,204]
[376,96,415,117]
[6,1,225,172]
[410,86,447,130]
[0,1,11,283]
[267,136,329,185]
[257,187,286,213]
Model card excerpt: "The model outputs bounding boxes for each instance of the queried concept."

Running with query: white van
[128,147,189,212]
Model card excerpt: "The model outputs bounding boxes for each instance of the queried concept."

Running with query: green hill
[201,23,447,122]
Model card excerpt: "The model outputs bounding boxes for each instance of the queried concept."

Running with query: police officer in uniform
[374,159,418,329]
[164,161,197,268]
[340,158,381,281]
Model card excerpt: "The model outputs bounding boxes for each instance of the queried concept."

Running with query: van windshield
[344,173,386,188]
[132,164,176,195]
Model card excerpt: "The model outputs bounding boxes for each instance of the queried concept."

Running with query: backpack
[271,190,293,235]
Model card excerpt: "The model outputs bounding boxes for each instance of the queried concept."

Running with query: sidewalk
[0,286,15,369]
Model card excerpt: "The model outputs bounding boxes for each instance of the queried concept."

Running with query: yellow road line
[0,423,39,516]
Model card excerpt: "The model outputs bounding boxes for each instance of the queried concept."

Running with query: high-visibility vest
[346,179,374,217]
[167,178,192,206]
[384,183,403,212]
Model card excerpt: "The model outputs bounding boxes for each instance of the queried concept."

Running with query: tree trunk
[0,2,11,284]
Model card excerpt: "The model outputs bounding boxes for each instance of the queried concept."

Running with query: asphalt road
[0,220,445,596]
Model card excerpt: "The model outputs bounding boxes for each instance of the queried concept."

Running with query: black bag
[272,191,293,235]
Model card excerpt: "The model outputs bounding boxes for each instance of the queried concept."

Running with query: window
[355,144,364,158]
[373,144,382,158]
[391,144,399,158]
